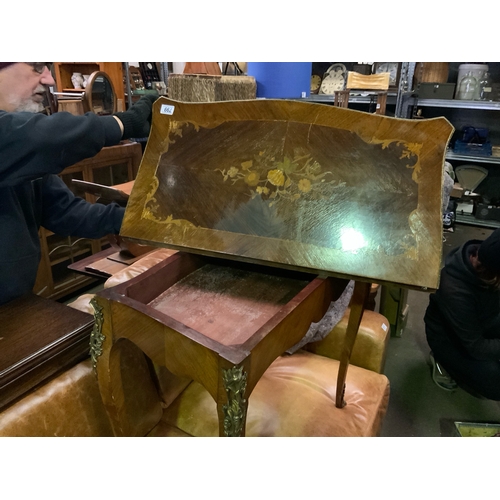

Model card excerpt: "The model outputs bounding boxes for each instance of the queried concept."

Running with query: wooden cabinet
[53,62,125,111]
[33,141,142,300]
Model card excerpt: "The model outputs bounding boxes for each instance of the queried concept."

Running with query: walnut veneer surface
[0,294,93,410]
[122,98,454,291]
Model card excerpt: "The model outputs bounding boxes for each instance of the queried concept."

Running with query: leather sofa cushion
[305,309,390,373]
[150,351,390,437]
[104,249,177,289]
[0,351,389,437]
[0,359,113,437]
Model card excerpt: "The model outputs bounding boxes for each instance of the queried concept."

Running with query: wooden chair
[334,90,350,108]
[344,71,389,115]
[373,92,388,115]
[335,89,388,114]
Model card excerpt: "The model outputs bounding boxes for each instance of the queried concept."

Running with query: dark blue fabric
[425,239,500,399]
[0,110,124,305]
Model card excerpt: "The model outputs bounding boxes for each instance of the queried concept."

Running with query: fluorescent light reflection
[340,228,366,252]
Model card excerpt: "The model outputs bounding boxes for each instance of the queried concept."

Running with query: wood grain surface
[0,294,93,409]
[122,98,454,291]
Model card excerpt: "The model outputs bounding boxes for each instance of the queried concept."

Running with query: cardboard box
[451,183,464,198]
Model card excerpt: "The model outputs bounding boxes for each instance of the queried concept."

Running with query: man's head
[471,228,500,289]
[478,228,500,273]
[0,62,55,113]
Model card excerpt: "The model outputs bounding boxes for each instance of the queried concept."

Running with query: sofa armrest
[0,359,113,436]
[0,338,166,437]
[303,308,390,373]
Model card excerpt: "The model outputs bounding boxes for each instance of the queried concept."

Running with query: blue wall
[247,62,312,98]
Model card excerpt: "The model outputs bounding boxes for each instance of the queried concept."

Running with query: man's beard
[12,85,46,113]
[14,99,44,113]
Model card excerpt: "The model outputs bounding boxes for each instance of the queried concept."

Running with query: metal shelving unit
[445,151,500,164]
[414,98,500,111]
[455,214,500,229]
[302,92,398,106]
[407,69,500,230]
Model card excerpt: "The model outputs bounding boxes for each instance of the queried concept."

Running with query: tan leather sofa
[0,250,391,437]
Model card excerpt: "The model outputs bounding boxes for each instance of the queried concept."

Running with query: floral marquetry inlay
[217,150,346,207]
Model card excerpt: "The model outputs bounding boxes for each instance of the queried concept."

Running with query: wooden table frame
[90,253,367,437]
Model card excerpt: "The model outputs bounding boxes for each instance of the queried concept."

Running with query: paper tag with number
[160,104,175,115]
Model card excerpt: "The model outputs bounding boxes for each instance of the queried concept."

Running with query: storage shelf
[298,93,398,105]
[415,98,500,111]
[455,214,500,229]
[446,151,500,165]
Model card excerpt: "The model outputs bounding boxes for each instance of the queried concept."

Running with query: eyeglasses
[25,62,53,74]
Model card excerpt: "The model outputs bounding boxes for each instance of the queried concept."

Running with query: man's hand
[113,93,158,139]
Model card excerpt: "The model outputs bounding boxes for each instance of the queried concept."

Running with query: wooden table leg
[91,297,163,437]
[218,364,249,437]
[335,280,371,408]
[90,297,128,436]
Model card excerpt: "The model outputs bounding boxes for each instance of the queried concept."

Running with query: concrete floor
[380,224,500,437]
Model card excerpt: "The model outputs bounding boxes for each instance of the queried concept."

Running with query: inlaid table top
[121,98,454,291]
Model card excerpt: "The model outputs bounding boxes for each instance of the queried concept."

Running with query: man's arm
[0,111,122,186]
[40,175,125,239]
[0,94,156,188]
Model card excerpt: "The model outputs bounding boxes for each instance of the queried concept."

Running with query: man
[0,62,156,305]
[424,228,500,400]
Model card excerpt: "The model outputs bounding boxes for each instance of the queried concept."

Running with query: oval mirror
[84,71,117,115]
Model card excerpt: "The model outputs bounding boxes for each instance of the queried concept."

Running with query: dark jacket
[0,110,125,305]
[424,239,500,360]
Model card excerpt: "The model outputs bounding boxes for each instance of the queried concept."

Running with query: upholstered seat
[0,351,389,437]
[152,351,389,437]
